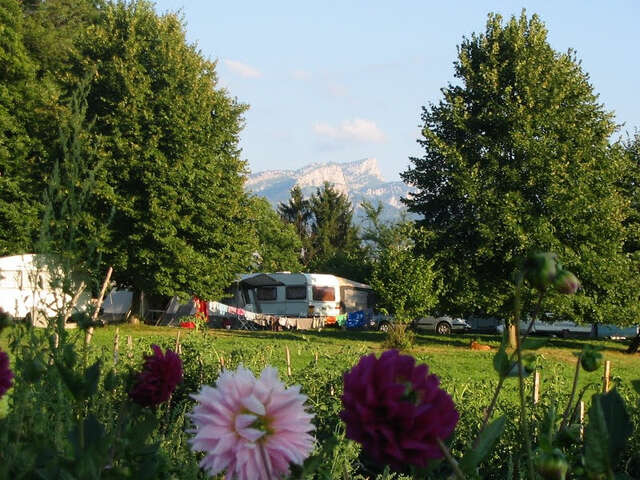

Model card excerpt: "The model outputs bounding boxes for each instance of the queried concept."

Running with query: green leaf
[539,405,556,451]
[631,380,640,395]
[493,334,511,377]
[460,416,507,474]
[82,360,101,399]
[583,394,612,476]
[599,389,633,463]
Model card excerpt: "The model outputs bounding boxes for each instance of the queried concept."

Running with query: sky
[153,1,639,181]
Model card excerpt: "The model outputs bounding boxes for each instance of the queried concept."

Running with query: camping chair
[236,312,256,330]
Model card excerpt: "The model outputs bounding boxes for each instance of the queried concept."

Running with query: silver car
[413,315,471,335]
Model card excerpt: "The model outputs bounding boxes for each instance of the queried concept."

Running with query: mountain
[245,158,415,222]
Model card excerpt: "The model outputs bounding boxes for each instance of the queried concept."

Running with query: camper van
[224,273,375,321]
[0,254,91,325]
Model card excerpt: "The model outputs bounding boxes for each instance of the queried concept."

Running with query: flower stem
[436,437,466,480]
[559,352,582,430]
[514,321,535,480]
[475,290,543,442]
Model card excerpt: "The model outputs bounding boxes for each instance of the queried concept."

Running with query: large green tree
[402,12,639,324]
[249,196,303,273]
[69,1,255,301]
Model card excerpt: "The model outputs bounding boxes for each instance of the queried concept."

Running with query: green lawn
[2,323,638,411]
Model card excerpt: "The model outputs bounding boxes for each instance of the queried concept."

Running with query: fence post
[87,266,113,345]
[113,327,120,365]
[127,335,133,359]
[533,370,540,405]
[285,346,291,377]
[175,331,181,354]
[603,360,611,392]
[579,401,585,440]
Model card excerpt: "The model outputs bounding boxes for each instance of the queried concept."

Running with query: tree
[368,223,440,319]
[249,197,303,273]
[309,182,359,261]
[307,182,363,278]
[0,0,52,256]
[277,185,312,263]
[68,1,255,301]
[402,12,639,324]
[0,0,104,257]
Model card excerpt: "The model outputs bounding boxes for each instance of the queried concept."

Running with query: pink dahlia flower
[340,350,458,470]
[189,366,315,479]
[0,348,13,398]
[129,344,183,407]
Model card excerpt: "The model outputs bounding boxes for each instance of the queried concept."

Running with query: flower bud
[524,253,559,291]
[553,270,580,295]
[534,448,569,480]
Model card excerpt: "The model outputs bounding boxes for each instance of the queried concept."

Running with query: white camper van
[226,273,374,321]
[0,254,91,325]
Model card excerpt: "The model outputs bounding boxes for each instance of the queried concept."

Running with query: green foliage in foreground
[1,323,639,479]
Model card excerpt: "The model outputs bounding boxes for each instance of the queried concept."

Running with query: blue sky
[153,1,639,181]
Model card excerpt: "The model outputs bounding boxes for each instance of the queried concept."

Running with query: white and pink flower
[189,366,315,479]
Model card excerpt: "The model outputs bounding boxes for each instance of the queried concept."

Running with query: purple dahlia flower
[0,349,14,399]
[340,350,458,469]
[129,344,183,407]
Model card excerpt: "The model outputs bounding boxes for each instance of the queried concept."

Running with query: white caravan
[0,254,91,325]
[225,273,374,320]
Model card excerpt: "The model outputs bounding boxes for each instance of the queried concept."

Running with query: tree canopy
[249,196,303,273]
[402,12,640,324]
[1,0,256,301]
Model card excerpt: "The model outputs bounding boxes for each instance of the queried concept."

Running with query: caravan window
[257,287,277,301]
[312,286,335,301]
[286,286,307,300]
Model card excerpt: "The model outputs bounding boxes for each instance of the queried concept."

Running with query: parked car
[496,320,592,338]
[412,316,471,335]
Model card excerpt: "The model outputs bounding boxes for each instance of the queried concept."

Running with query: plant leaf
[583,394,612,476]
[460,416,507,474]
[599,389,633,463]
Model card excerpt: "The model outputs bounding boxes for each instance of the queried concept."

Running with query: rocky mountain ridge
[245,158,414,221]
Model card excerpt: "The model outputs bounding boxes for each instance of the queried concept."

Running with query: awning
[239,273,285,288]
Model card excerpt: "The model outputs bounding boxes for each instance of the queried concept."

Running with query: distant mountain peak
[246,158,414,222]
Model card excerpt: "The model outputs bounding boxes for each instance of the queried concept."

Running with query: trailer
[224,272,375,323]
[0,254,91,325]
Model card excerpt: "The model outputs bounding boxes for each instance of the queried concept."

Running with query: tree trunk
[128,289,145,324]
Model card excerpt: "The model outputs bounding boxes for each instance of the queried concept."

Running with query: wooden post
[175,331,181,352]
[533,370,540,405]
[127,335,133,359]
[220,355,225,369]
[285,345,291,377]
[314,351,318,366]
[113,327,120,364]
[603,360,611,392]
[63,282,86,322]
[87,266,113,345]
[579,401,585,439]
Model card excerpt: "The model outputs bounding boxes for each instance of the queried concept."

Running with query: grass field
[3,324,638,393]
[1,323,639,478]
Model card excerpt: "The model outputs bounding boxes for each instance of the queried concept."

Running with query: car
[413,315,471,335]
[496,320,592,338]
